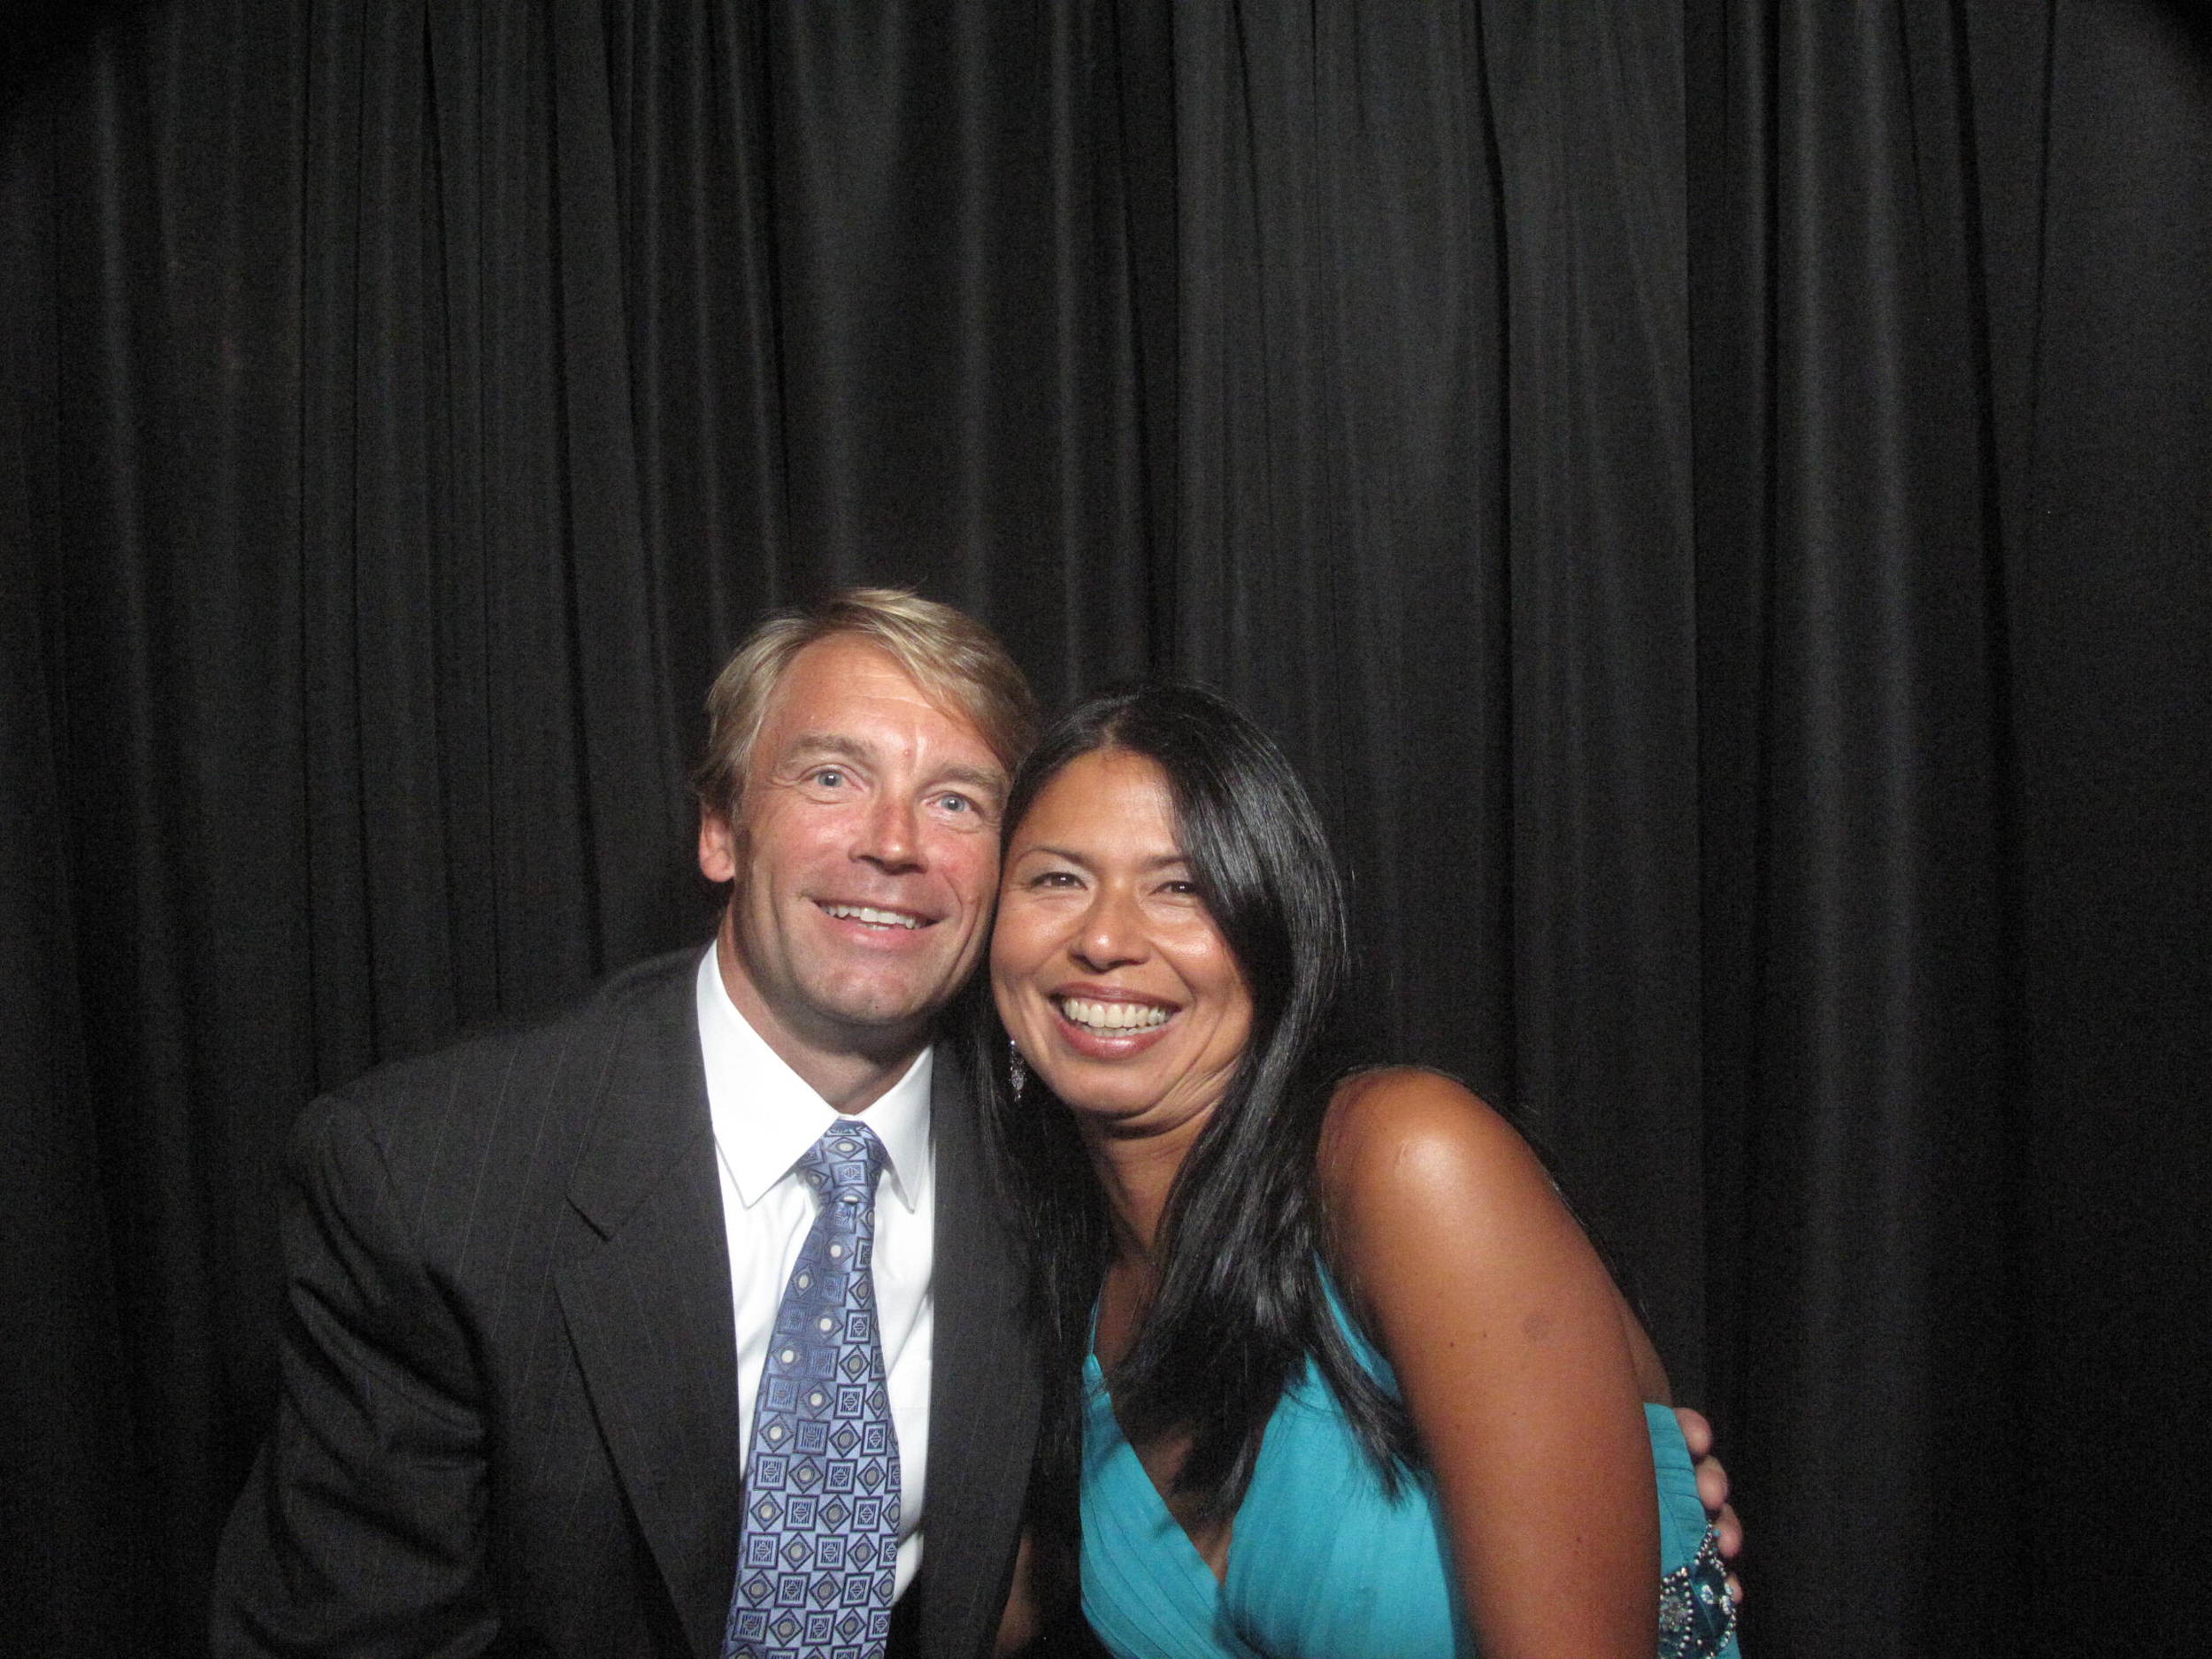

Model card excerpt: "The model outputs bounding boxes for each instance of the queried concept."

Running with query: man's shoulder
[302,947,705,1187]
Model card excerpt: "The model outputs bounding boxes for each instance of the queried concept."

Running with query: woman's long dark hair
[964,682,1417,1546]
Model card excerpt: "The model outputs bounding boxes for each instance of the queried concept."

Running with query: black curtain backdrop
[3,3,2205,1655]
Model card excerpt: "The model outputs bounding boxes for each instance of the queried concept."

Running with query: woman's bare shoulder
[1317,1065,1584,1313]
[1317,1065,1538,1201]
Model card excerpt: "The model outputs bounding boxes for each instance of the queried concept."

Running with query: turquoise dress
[1080,1289,1740,1659]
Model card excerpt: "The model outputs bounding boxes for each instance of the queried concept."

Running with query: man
[214,588,1737,1658]
[214,592,1041,1658]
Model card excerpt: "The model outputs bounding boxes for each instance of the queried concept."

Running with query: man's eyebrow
[936,763,1008,798]
[773,737,1004,798]
[776,733,873,765]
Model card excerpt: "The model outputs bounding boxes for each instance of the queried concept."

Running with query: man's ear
[698,805,741,885]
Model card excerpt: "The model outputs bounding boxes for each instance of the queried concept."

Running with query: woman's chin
[1037,1077,1229,1151]
[1032,1070,1154,1123]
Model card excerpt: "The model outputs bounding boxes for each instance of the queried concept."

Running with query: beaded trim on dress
[1658,1525,1739,1659]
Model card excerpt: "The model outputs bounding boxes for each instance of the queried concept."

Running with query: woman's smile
[1047,985,1180,1061]
[991,749,1253,1133]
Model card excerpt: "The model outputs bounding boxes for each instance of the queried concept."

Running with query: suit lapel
[918,1053,1040,1659]
[557,964,741,1659]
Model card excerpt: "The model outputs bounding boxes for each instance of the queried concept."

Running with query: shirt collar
[693,944,933,1214]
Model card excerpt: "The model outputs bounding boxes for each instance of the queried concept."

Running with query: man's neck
[713,933,929,1114]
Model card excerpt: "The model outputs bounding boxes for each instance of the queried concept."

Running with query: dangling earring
[1008,1039,1028,1098]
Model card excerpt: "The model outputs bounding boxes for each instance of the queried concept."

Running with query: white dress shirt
[694,946,936,1600]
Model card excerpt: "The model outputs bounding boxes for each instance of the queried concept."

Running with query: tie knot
[795,1121,887,1207]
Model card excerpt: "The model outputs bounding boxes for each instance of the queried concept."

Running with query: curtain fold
[1690,3,2016,1649]
[1,108,150,1645]
[1163,0,1709,1385]
[3,3,2205,1655]
[2014,5,2212,1645]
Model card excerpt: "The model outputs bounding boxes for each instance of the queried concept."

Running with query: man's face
[698,636,1007,1074]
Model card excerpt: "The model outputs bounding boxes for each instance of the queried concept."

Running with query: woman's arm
[1317,1068,1657,1659]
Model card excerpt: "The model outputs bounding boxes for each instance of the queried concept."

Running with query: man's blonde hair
[692,588,1039,818]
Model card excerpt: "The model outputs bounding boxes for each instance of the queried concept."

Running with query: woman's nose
[1071,886,1148,972]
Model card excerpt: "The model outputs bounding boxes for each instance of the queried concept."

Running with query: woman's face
[991,748,1254,1138]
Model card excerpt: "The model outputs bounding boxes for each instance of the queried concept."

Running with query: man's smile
[817,900,935,932]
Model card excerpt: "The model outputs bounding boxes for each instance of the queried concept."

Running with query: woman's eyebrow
[1013,842,1088,865]
[1011,845,1188,872]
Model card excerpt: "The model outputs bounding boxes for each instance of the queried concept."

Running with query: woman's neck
[1079,1108,1208,1263]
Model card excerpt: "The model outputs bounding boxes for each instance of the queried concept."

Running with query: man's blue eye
[814,769,844,787]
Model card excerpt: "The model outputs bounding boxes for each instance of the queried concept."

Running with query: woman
[976,683,1738,1659]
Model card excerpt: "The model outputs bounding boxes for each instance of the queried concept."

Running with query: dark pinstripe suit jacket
[211,949,1039,1659]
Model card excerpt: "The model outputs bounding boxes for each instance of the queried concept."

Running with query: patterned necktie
[724,1123,901,1659]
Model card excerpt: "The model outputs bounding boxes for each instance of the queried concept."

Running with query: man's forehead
[756,639,1006,782]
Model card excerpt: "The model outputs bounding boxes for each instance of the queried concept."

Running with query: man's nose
[854,791,924,872]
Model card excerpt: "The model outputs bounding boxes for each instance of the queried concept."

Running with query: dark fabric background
[3,3,2205,1655]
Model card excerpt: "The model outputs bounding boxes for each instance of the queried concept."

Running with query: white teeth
[823,903,922,930]
[1058,996,1171,1033]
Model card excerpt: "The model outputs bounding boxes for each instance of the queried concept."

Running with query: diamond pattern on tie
[725,1124,901,1659]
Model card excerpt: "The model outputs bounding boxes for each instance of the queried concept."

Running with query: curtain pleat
[1,111,150,1651]
[2016,6,2212,1646]
[1694,3,2016,1649]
